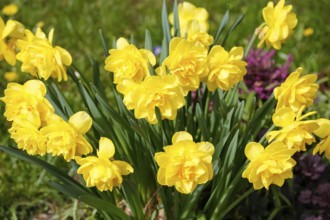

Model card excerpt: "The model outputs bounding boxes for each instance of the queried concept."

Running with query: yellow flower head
[207,45,247,91]
[4,71,18,81]
[16,28,72,81]
[313,118,330,159]
[266,107,319,152]
[242,141,296,190]
[186,20,214,48]
[2,4,19,16]
[9,117,46,156]
[257,0,298,50]
[156,37,208,93]
[75,137,134,191]
[0,17,25,65]
[104,37,156,85]
[303,28,314,37]
[154,131,214,194]
[274,67,319,112]
[117,74,186,124]
[1,80,54,125]
[169,1,209,37]
[41,112,93,161]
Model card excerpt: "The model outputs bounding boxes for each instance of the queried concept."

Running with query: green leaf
[222,14,245,46]
[144,29,153,52]
[195,103,210,141]
[99,29,109,57]
[0,146,87,192]
[161,0,171,46]
[173,0,180,37]
[213,10,229,45]
[79,195,130,220]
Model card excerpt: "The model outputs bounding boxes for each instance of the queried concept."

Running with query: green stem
[219,187,254,218]
[259,124,275,145]
[244,31,257,58]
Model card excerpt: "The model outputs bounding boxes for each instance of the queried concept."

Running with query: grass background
[0,0,329,218]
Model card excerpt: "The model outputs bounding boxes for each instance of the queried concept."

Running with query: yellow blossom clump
[0,80,54,125]
[16,28,72,82]
[303,28,314,37]
[4,71,18,81]
[0,17,25,65]
[104,37,156,85]
[2,4,19,16]
[257,0,298,50]
[9,117,46,155]
[75,137,134,191]
[274,67,318,112]
[242,141,296,190]
[154,131,214,194]
[206,45,247,91]
[156,37,208,93]
[313,118,330,159]
[186,20,213,48]
[117,74,186,124]
[40,112,93,161]
[169,1,209,37]
[266,107,319,152]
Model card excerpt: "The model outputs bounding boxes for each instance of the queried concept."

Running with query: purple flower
[244,48,293,100]
[298,189,313,204]
[295,154,326,180]
[313,183,330,208]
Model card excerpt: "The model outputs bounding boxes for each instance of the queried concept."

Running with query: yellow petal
[98,137,115,159]
[68,111,92,134]
[2,20,25,39]
[272,108,295,127]
[116,37,129,49]
[245,142,264,160]
[172,131,193,143]
[314,118,330,138]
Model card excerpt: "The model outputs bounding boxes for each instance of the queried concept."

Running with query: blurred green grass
[1,0,330,218]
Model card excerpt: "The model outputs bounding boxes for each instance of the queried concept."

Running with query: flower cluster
[16,28,72,82]
[154,131,214,194]
[1,80,92,160]
[0,16,24,65]
[76,137,134,191]
[105,35,246,124]
[257,0,298,50]
[242,141,296,190]
[168,1,209,37]
[243,66,322,189]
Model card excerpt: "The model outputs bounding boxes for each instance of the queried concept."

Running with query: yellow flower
[117,75,186,124]
[274,67,318,112]
[242,141,296,190]
[266,107,319,152]
[156,37,208,93]
[206,45,247,91]
[41,112,93,161]
[16,28,72,81]
[104,37,156,85]
[303,28,314,37]
[9,117,46,156]
[186,20,213,48]
[1,80,54,125]
[0,17,25,65]
[169,1,209,37]
[154,131,214,194]
[75,137,133,191]
[4,71,18,81]
[257,0,297,50]
[313,118,330,159]
[2,4,19,16]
